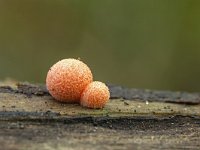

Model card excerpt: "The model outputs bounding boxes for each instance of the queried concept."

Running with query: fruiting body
[46,58,93,102]
[80,81,110,108]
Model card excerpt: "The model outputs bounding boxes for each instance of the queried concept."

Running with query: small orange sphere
[80,81,110,108]
[46,58,93,102]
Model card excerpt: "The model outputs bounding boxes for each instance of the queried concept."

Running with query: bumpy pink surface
[46,58,93,102]
[80,81,110,108]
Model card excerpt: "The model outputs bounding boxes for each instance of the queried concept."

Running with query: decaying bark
[0,82,200,150]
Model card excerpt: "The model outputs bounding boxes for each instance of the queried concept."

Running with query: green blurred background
[0,0,200,92]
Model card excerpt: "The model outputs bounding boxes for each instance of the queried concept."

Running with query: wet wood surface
[0,81,200,150]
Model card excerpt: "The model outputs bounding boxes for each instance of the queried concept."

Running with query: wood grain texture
[0,82,200,150]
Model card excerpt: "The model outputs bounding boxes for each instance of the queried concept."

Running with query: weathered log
[0,82,200,150]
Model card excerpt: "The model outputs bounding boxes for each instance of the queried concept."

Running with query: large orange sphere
[46,58,93,102]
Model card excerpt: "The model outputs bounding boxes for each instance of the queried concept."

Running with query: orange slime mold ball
[80,81,110,108]
[46,58,93,102]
